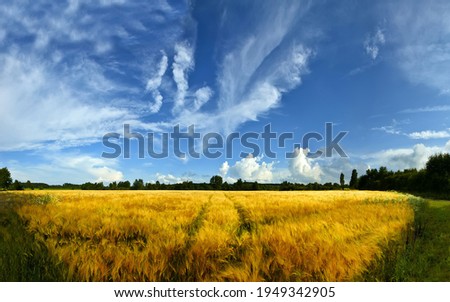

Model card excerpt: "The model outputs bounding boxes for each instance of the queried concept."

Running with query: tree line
[355,153,450,198]
[1,153,449,198]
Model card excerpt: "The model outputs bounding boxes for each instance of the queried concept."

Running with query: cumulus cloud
[317,157,369,184]
[288,147,322,183]
[154,173,192,184]
[56,155,124,183]
[364,28,385,60]
[219,161,230,177]
[219,155,274,183]
[363,140,450,171]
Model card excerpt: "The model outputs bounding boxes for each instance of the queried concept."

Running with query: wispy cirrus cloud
[146,52,168,113]
[0,52,138,151]
[364,28,385,60]
[372,125,403,136]
[1,0,315,152]
[9,153,124,184]
[390,0,450,95]
[172,42,195,115]
[400,105,450,114]
[168,1,314,133]
[0,0,188,151]
[408,130,450,140]
[372,119,409,136]
[373,121,450,140]
[372,119,450,140]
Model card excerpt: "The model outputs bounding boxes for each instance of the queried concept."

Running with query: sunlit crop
[12,190,413,281]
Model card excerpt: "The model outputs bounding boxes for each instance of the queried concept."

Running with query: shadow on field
[0,193,68,281]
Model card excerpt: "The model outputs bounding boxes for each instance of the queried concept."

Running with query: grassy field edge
[360,196,449,281]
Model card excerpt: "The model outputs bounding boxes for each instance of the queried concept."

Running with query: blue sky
[1,0,450,185]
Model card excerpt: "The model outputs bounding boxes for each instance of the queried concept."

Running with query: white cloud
[95,40,112,54]
[317,157,369,184]
[372,125,403,136]
[172,42,194,115]
[364,28,385,60]
[408,130,450,140]
[390,0,450,94]
[215,82,282,131]
[373,120,450,140]
[147,52,168,113]
[154,173,189,184]
[219,161,229,177]
[214,5,312,132]
[166,3,313,133]
[0,52,138,151]
[372,120,406,135]
[56,155,124,183]
[0,0,190,151]
[401,105,450,113]
[99,0,126,6]
[363,141,450,171]
[288,147,322,183]
[9,153,123,184]
[220,155,274,183]
[146,53,169,91]
[193,86,213,112]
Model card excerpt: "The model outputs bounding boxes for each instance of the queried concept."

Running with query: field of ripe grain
[7,190,413,281]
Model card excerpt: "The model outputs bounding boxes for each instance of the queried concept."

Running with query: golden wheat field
[9,190,413,281]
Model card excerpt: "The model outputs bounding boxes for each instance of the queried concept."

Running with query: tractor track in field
[164,196,212,281]
[223,193,257,237]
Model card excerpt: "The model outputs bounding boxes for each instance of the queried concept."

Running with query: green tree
[340,172,345,188]
[425,153,450,192]
[426,153,450,177]
[11,180,24,190]
[117,181,131,189]
[252,181,259,190]
[209,175,223,190]
[349,169,358,188]
[0,167,12,189]
[131,179,144,190]
[154,181,161,190]
[234,178,243,190]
